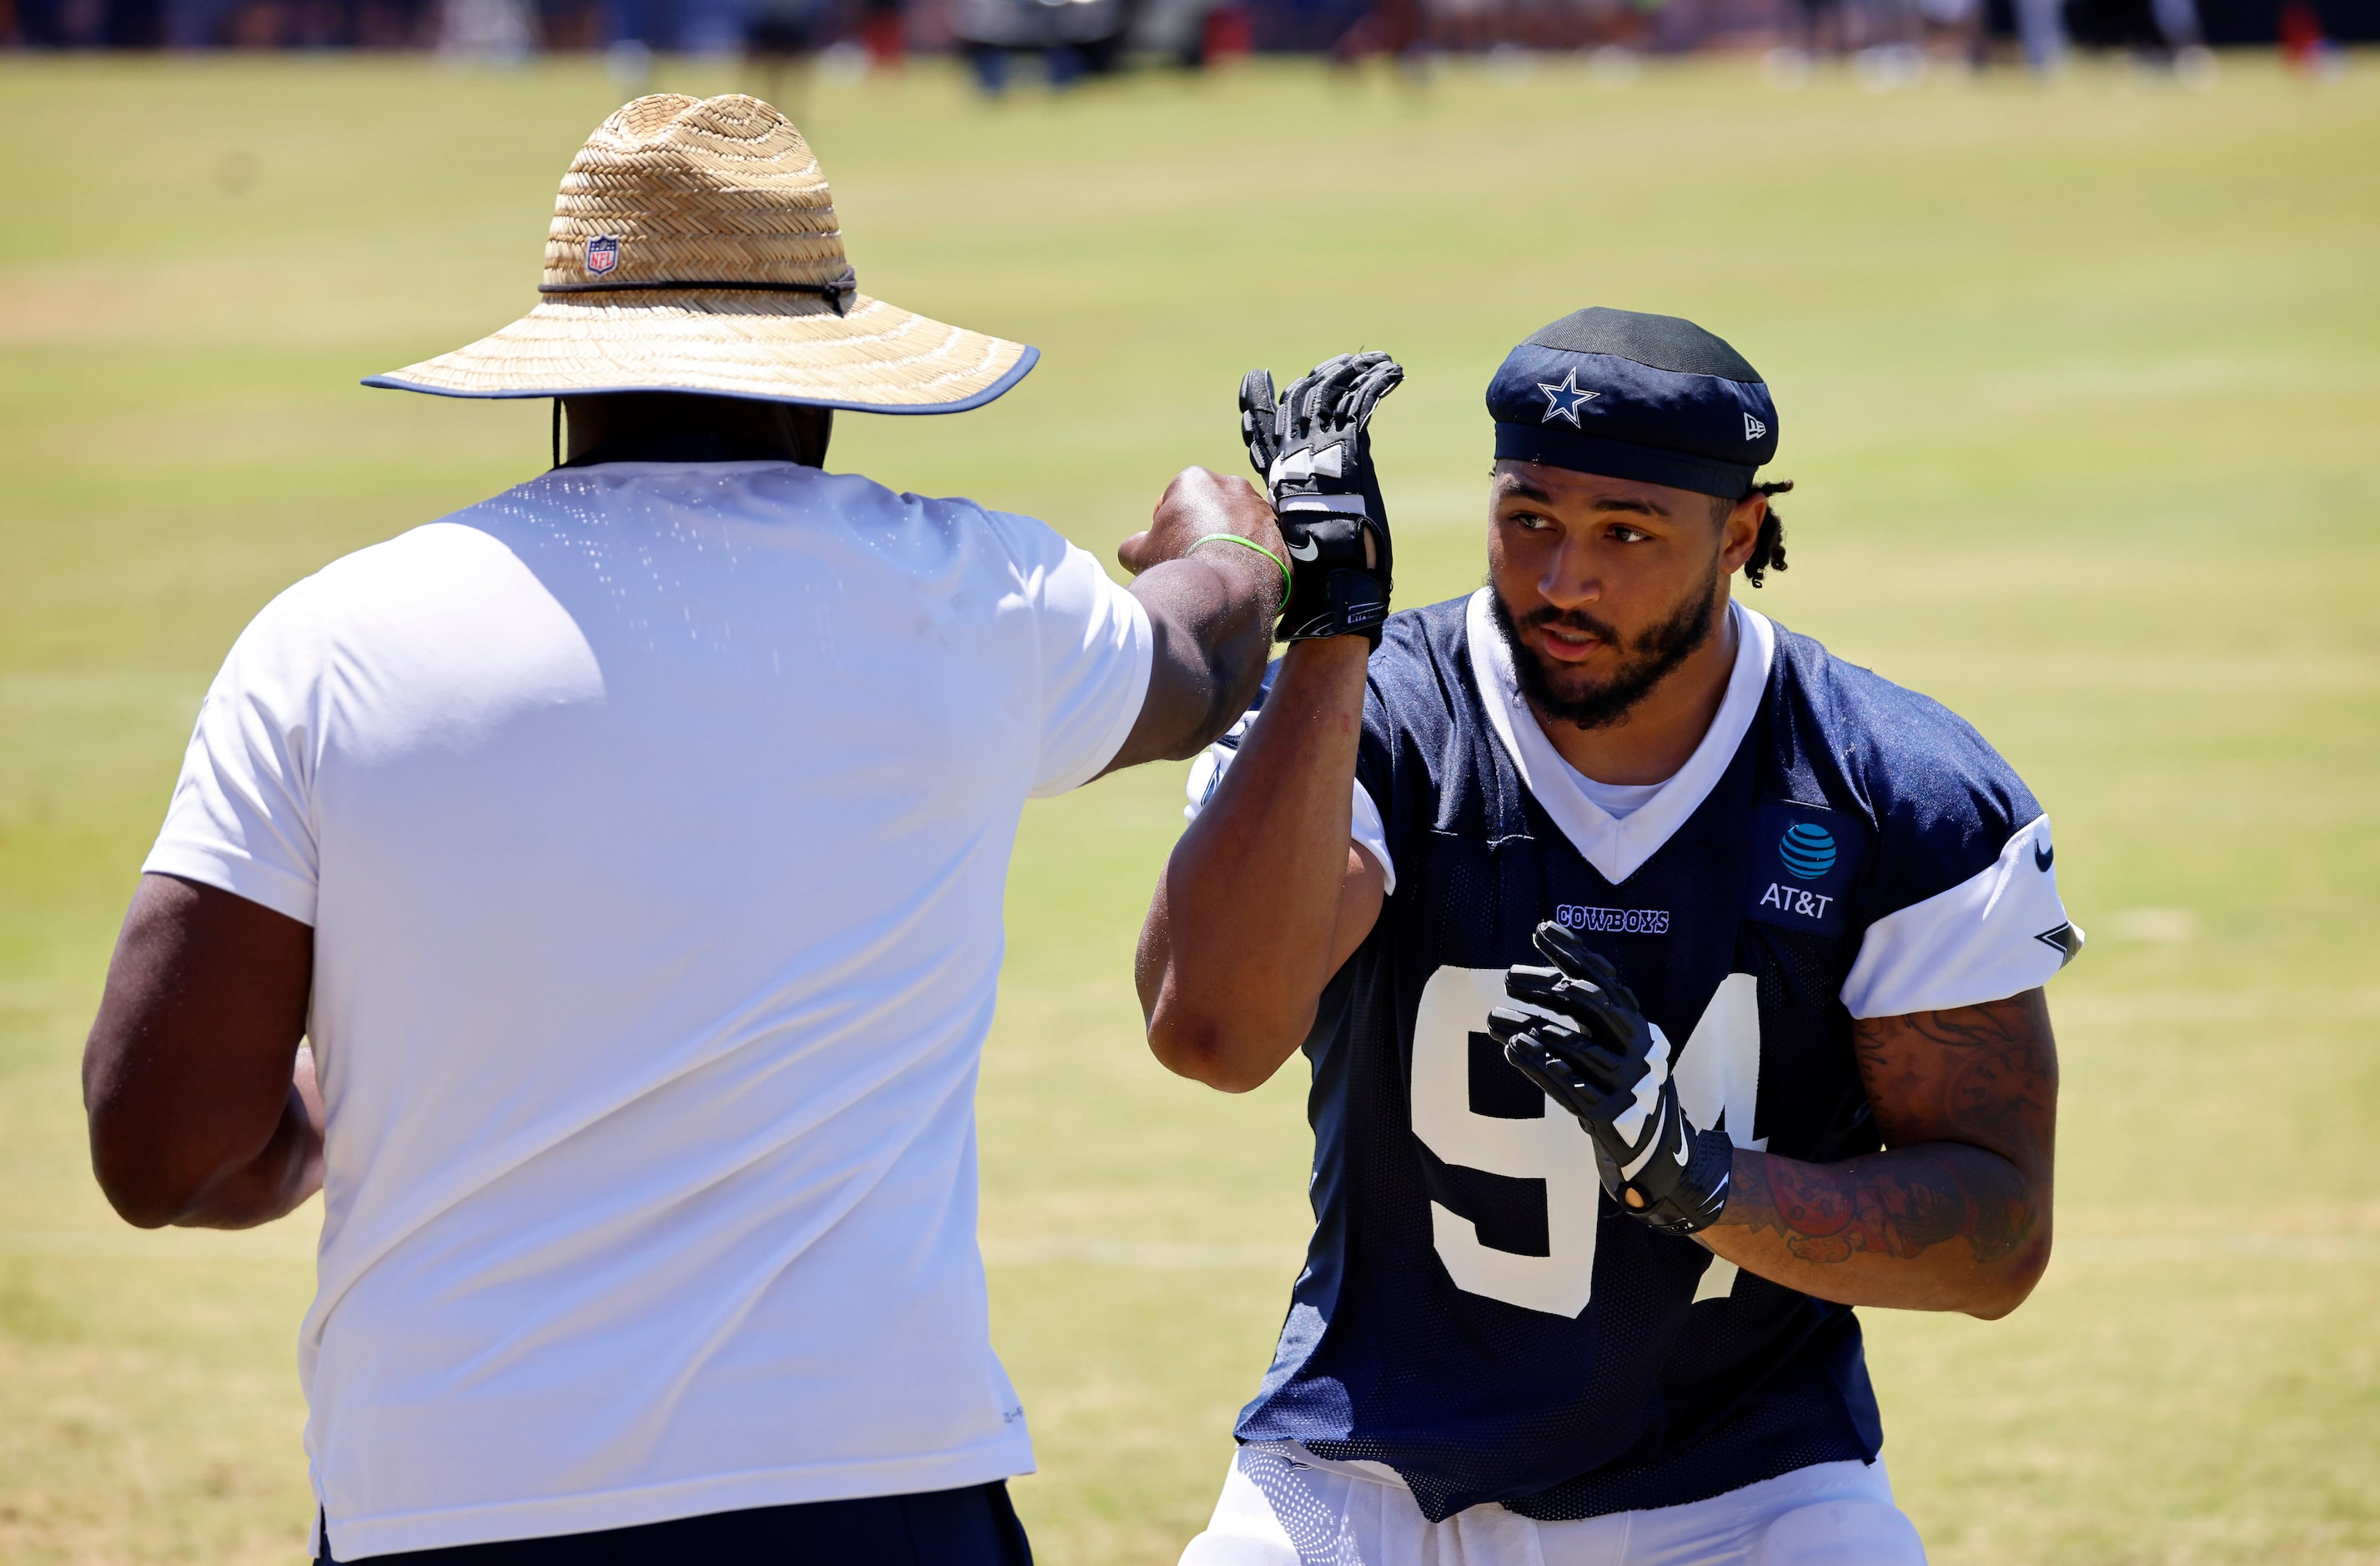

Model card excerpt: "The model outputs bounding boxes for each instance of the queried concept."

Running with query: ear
[1717,491,1767,576]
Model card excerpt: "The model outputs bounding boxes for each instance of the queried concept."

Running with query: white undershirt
[145,461,1153,1558]
[1199,596,1767,898]
[1558,768,1670,821]
[1466,590,1775,886]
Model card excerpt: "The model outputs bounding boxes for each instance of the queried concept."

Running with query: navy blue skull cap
[1488,308,1778,499]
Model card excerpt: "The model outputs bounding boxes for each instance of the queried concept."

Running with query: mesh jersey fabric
[1210,594,2064,1523]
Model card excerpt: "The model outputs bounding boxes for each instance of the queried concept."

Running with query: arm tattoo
[1720,991,2056,1269]
[1850,992,2058,1155]
[1725,1144,2036,1266]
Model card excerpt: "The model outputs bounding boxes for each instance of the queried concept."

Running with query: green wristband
[1188,532,1292,598]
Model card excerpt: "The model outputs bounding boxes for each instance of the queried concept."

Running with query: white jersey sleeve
[1841,813,2078,1019]
[143,581,328,926]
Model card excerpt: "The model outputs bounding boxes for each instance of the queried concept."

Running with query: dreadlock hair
[1730,479,1792,588]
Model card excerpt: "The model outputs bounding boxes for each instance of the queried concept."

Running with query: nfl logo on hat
[585,234,620,275]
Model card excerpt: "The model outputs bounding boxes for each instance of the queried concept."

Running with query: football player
[1138,314,2078,1563]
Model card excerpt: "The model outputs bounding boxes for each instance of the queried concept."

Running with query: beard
[1489,570,1721,732]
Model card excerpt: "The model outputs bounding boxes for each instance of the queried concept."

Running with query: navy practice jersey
[1182,591,2076,1523]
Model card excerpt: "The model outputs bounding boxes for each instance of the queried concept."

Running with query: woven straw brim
[364,290,1035,414]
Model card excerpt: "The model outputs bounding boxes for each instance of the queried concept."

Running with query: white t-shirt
[143,461,1152,1559]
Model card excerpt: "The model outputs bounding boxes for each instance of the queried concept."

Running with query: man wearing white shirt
[1142,308,2078,1563]
[80,93,1287,1564]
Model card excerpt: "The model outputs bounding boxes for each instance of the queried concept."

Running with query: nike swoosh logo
[1286,539,1320,563]
[2034,841,2054,872]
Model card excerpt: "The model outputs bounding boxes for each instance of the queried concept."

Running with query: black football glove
[1238,351,1402,646]
[1486,921,1735,1235]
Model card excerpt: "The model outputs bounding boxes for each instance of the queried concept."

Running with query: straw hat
[365,93,1035,414]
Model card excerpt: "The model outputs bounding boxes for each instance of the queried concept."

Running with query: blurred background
[5,0,2377,89]
[1,22,2375,1566]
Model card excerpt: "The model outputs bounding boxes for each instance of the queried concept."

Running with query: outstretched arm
[1135,353,1406,1092]
[1099,467,1288,773]
[1701,989,2057,1319]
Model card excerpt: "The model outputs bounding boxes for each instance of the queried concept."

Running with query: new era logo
[586,234,620,275]
[1743,412,1767,441]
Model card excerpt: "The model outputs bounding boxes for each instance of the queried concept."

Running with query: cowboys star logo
[1537,369,1599,426]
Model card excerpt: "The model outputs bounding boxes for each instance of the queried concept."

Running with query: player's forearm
[1141,637,1371,1090]
[1115,552,1282,767]
[160,1074,325,1229]
[85,875,321,1229]
[1105,466,1287,775]
[92,1054,324,1229]
[1700,1143,2051,1318]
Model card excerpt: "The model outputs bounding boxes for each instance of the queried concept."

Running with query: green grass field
[3,48,2377,1565]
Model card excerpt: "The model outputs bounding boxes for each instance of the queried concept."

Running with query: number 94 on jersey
[1408,965,1765,1318]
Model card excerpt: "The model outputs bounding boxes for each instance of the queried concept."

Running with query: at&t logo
[1760,821,1839,924]
[1758,883,1834,921]
[1779,822,1836,879]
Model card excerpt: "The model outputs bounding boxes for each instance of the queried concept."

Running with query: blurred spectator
[857,0,901,66]
[1198,0,1248,57]
[439,0,535,58]
[10,0,63,43]
[107,0,164,39]
[1244,0,1361,51]
[950,0,1131,91]
[2277,0,2341,65]
[2149,0,2204,46]
[1790,0,1847,53]
[745,0,831,103]
[535,0,600,45]
[1328,0,1418,59]
[2017,0,2063,63]
[1913,0,1981,63]
[604,0,664,48]
[2059,0,2204,57]
[19,0,164,41]
[11,0,2376,68]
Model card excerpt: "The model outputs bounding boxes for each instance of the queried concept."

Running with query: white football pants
[1179,1446,1926,1566]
